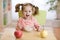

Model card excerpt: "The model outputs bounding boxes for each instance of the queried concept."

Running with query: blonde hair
[15,3,39,16]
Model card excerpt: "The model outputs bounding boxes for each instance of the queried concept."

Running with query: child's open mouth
[26,15,29,17]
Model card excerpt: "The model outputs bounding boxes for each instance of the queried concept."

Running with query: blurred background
[0,0,60,40]
[0,0,60,27]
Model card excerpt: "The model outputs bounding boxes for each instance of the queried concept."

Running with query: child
[15,3,40,32]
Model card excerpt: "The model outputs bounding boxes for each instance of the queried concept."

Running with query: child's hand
[36,26,40,32]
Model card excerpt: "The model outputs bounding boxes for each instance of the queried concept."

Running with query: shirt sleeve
[16,17,25,30]
[33,17,40,29]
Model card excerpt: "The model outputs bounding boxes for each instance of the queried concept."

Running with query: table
[0,28,57,40]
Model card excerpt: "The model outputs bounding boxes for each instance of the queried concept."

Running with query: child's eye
[25,11,27,12]
[29,11,31,12]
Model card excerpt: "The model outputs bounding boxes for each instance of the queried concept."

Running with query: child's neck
[23,16,32,20]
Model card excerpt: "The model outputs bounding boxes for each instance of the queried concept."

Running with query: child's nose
[26,12,29,14]
[27,12,29,13]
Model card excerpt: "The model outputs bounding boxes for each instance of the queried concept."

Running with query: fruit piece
[14,30,22,38]
[40,30,48,38]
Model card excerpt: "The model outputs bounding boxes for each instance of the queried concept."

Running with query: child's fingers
[16,27,20,30]
[37,26,41,32]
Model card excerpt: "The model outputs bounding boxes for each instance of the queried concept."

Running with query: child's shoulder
[19,17,23,19]
[18,17,24,21]
[31,16,38,22]
[32,16,36,20]
[18,17,25,23]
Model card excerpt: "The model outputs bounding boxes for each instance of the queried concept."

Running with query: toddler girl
[15,3,40,32]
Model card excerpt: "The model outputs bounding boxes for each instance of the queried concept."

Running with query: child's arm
[34,24,40,31]
[16,18,24,30]
[33,18,40,31]
[16,24,22,30]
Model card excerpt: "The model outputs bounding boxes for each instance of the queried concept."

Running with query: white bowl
[24,26,33,32]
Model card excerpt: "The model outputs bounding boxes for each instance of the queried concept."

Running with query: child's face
[22,6,33,18]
